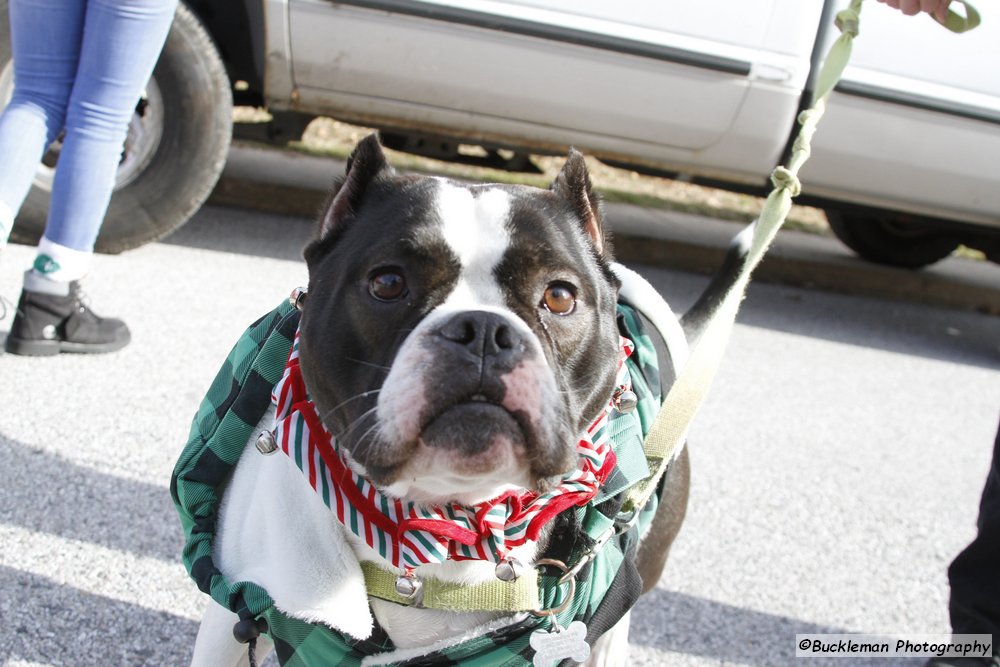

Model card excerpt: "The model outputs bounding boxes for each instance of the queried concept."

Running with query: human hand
[875,0,952,22]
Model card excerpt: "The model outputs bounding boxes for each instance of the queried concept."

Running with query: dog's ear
[316,133,393,240]
[551,149,604,255]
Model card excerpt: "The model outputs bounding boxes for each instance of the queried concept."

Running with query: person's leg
[948,418,1000,635]
[6,0,177,355]
[0,0,84,249]
[927,417,1000,667]
[36,0,177,272]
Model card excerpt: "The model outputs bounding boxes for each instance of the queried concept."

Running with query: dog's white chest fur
[212,407,539,652]
[213,407,374,638]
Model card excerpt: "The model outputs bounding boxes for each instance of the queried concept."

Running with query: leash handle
[936,0,980,33]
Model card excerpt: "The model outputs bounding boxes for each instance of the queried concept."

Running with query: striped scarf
[271,330,632,570]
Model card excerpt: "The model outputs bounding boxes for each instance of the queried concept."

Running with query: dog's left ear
[551,149,605,255]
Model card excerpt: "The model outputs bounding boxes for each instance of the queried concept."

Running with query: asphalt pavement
[0,146,999,666]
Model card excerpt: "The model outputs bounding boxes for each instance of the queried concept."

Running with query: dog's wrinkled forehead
[303,133,607,278]
[431,181,512,308]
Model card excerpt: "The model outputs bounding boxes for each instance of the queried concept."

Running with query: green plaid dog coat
[172,297,666,666]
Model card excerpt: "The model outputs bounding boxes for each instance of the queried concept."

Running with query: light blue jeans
[0,0,177,251]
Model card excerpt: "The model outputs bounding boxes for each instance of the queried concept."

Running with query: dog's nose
[437,311,521,362]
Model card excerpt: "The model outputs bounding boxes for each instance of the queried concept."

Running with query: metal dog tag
[529,619,590,667]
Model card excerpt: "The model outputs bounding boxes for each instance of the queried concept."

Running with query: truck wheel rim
[0,59,164,192]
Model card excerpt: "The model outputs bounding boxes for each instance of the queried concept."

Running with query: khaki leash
[625,0,980,512]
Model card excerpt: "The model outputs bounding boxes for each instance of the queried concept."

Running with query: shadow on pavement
[0,566,198,665]
[630,588,924,666]
[634,264,1000,371]
[0,434,179,563]
[159,204,313,263]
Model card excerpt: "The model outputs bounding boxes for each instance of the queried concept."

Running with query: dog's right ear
[551,149,605,256]
[315,133,393,241]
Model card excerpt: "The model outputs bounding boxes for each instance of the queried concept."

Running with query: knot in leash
[835,7,860,38]
[797,108,821,128]
[769,167,801,197]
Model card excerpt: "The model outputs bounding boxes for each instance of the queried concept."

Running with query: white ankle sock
[32,237,93,283]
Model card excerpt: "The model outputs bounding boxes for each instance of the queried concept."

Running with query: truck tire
[0,1,232,254]
[826,209,958,269]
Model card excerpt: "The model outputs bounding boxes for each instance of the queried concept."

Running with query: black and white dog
[190,135,699,666]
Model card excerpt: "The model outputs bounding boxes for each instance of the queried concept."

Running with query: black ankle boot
[5,273,130,356]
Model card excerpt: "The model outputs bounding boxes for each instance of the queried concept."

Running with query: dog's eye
[541,283,576,315]
[369,270,407,301]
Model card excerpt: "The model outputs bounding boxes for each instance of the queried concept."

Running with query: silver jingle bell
[612,387,638,414]
[255,431,278,455]
[288,286,308,311]
[495,557,524,582]
[394,573,422,599]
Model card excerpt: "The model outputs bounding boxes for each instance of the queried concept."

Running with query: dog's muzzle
[419,311,529,456]
[373,309,572,501]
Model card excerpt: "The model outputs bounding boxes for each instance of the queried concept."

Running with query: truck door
[283,0,820,178]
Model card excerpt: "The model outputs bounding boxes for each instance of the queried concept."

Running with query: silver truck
[2,0,998,267]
